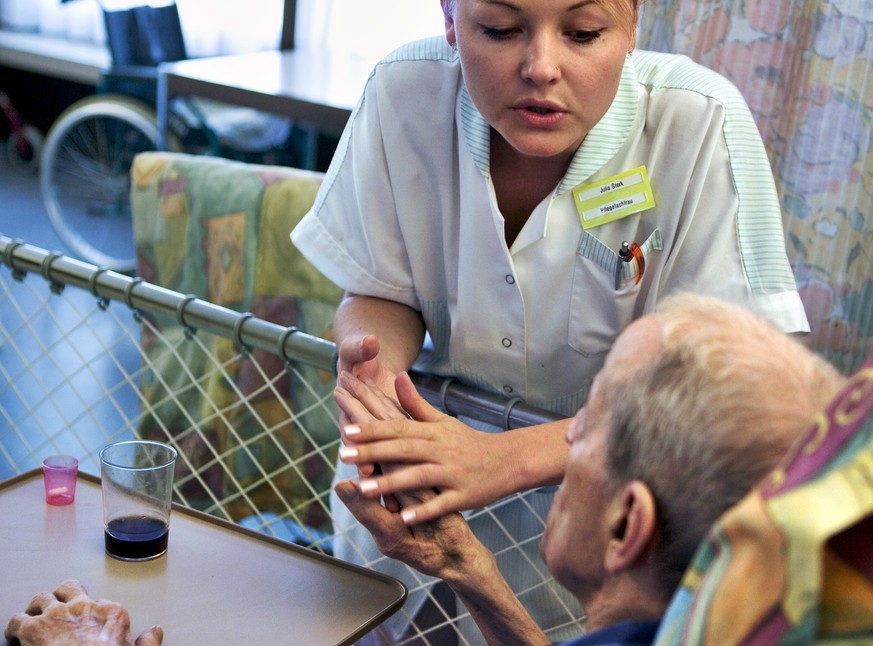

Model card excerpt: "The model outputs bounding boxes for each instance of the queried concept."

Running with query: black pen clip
[615,241,632,289]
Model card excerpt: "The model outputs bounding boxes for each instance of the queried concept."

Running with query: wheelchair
[39,2,297,273]
[0,87,43,171]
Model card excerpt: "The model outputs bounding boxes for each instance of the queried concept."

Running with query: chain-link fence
[0,234,574,645]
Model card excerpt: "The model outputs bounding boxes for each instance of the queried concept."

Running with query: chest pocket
[568,229,663,355]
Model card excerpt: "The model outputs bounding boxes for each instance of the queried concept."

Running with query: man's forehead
[603,314,663,377]
[581,314,663,427]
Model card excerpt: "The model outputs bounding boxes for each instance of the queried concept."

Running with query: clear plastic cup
[100,440,177,561]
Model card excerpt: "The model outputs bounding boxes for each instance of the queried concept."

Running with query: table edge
[2,468,407,645]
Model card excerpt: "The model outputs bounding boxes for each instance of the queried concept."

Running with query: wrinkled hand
[5,580,163,646]
[334,478,481,582]
[335,371,517,524]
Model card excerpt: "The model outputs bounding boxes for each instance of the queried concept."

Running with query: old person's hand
[335,371,523,524]
[334,477,481,583]
[5,580,163,646]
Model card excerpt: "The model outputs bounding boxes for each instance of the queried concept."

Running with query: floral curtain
[637,1,873,374]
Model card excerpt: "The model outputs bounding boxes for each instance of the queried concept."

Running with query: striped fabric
[631,51,797,295]
[457,46,798,297]
[655,352,873,644]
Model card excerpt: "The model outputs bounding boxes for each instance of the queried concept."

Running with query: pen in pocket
[615,241,631,289]
[614,241,645,289]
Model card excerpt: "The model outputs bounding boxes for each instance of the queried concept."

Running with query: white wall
[1,0,445,66]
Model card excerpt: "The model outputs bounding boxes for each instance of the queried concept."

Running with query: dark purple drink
[105,516,169,560]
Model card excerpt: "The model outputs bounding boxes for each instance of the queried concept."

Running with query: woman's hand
[336,333,399,424]
[332,293,426,477]
[335,371,528,524]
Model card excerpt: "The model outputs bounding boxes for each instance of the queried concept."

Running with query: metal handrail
[0,235,564,430]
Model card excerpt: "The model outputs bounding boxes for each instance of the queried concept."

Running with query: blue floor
[0,153,69,252]
[0,151,139,480]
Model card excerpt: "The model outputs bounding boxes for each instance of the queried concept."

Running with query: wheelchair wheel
[40,95,169,273]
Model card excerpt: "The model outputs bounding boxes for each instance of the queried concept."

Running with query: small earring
[555,65,560,72]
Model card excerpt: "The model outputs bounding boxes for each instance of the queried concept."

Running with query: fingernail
[359,479,378,493]
[344,424,361,437]
[339,446,358,460]
[401,509,417,525]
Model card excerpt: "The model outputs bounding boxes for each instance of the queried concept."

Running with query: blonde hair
[444,0,641,36]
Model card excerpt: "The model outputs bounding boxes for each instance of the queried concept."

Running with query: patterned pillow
[655,352,873,644]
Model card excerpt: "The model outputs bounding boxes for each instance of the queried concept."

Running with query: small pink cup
[42,455,79,505]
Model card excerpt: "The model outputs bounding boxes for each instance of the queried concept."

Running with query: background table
[156,48,372,167]
[0,470,406,645]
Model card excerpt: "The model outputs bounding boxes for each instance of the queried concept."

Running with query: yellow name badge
[572,166,656,230]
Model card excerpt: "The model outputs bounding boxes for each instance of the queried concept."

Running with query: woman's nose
[521,40,561,84]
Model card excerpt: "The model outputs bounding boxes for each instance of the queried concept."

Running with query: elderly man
[334,293,845,646]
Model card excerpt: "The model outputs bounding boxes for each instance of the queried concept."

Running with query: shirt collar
[460,56,640,194]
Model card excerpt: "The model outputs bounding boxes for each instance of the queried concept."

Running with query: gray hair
[604,293,844,600]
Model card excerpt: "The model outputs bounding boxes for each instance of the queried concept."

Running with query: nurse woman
[291,0,809,642]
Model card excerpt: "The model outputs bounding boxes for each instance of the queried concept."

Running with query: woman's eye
[482,26,517,40]
[571,30,603,44]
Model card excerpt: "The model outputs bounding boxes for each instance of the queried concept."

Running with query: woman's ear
[604,480,657,574]
[441,0,457,47]
[628,2,639,52]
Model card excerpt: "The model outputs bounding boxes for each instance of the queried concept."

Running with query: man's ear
[604,480,657,574]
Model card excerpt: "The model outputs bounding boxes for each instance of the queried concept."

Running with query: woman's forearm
[502,419,571,493]
[334,292,426,373]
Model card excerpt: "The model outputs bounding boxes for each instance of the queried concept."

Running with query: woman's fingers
[338,372,409,420]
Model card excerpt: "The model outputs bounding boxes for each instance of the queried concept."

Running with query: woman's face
[444,0,637,163]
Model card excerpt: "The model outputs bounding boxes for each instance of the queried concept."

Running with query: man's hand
[334,479,482,582]
[334,373,552,646]
[5,580,162,646]
[335,479,550,646]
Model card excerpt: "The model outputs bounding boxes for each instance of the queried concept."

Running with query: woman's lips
[514,103,566,127]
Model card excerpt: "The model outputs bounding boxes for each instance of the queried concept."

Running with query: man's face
[541,315,662,601]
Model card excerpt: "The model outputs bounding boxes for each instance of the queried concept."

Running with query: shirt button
[503,385,514,394]
[505,275,515,285]
[502,338,512,348]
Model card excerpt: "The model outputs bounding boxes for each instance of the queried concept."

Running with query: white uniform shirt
[293,39,809,417]
[291,38,810,642]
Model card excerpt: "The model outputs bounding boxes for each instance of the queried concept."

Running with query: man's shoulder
[556,620,661,646]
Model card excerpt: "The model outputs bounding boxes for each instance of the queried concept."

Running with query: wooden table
[156,48,372,166]
[0,470,405,645]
